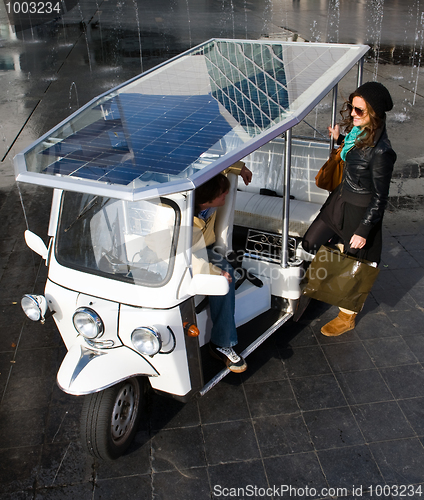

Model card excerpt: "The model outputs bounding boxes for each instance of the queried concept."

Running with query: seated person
[193,162,252,373]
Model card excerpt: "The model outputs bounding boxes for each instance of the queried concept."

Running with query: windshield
[56,192,180,287]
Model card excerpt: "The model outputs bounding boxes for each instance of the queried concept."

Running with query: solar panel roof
[14,39,369,201]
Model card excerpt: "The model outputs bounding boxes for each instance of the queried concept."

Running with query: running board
[198,311,293,397]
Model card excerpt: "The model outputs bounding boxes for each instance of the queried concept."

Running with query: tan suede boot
[321,311,357,336]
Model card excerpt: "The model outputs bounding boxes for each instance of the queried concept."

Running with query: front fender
[57,344,159,395]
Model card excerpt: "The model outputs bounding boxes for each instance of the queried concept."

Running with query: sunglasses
[347,102,367,117]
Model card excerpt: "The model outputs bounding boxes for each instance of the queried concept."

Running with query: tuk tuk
[13,38,369,460]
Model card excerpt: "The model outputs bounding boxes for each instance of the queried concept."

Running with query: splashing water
[412,10,424,105]
[132,0,143,72]
[185,0,192,48]
[69,82,80,111]
[77,2,93,72]
[391,112,411,123]
[218,0,227,37]
[230,0,235,39]
[243,0,248,39]
[262,0,272,37]
[326,0,340,43]
[310,20,322,43]
[59,0,68,43]
[94,0,104,63]
[368,0,385,80]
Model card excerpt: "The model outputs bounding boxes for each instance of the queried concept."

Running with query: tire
[80,377,144,460]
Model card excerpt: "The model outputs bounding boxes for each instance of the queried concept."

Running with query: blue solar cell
[69,166,110,180]
[102,169,142,184]
[43,159,82,175]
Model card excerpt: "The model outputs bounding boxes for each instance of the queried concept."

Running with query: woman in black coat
[302,81,396,336]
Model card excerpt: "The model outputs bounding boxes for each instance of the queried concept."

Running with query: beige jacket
[192,161,244,275]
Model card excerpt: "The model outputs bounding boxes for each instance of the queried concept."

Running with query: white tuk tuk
[14,38,369,460]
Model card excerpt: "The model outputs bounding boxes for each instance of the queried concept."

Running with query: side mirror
[24,230,48,260]
[188,274,229,296]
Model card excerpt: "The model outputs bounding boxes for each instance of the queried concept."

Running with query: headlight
[73,307,104,339]
[131,327,162,356]
[21,294,48,322]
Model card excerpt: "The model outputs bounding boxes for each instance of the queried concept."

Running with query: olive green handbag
[302,245,380,312]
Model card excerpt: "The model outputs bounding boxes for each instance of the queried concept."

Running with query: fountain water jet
[77,2,93,72]
[368,0,385,80]
[185,0,192,47]
[230,0,235,39]
[412,11,424,105]
[132,0,143,72]
[243,0,248,39]
[69,82,80,111]
[94,0,105,63]
[325,0,340,43]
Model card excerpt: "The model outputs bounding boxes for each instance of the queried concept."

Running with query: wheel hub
[111,381,139,442]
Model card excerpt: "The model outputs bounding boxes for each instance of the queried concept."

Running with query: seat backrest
[213,171,238,257]
[237,137,330,206]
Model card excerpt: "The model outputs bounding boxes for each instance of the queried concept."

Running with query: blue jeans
[206,247,238,348]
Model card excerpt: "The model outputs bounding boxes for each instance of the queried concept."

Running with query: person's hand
[328,124,340,141]
[221,270,232,284]
[349,234,366,249]
[240,165,252,185]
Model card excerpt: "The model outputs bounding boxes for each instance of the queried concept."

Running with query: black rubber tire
[80,377,144,460]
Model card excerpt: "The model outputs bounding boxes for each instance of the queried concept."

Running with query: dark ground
[2,1,424,498]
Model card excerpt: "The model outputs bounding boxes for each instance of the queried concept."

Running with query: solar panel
[38,94,232,185]
[14,39,369,200]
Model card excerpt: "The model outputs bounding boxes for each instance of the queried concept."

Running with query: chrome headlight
[73,307,104,339]
[21,294,48,322]
[131,327,162,356]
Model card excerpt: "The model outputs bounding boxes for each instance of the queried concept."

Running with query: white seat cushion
[234,191,321,237]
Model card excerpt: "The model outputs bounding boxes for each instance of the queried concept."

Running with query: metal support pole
[357,56,364,87]
[186,190,195,276]
[330,83,338,152]
[281,129,291,268]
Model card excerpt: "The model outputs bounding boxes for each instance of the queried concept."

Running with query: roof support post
[281,129,292,269]
[357,56,365,87]
[330,83,338,152]
[186,191,195,277]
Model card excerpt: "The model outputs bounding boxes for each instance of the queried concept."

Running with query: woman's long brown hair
[339,90,383,148]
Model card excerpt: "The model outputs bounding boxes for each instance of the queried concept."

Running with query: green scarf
[341,126,361,161]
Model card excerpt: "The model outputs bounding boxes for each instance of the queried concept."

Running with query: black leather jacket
[340,125,396,238]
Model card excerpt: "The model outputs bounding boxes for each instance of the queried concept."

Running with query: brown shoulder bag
[315,144,344,192]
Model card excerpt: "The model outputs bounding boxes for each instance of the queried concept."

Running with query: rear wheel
[80,377,144,460]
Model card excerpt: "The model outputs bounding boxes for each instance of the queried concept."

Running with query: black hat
[355,81,393,118]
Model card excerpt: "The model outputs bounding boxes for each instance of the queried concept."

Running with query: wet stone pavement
[2,0,424,499]
[3,190,424,498]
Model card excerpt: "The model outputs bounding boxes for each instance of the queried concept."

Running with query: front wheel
[80,377,145,460]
